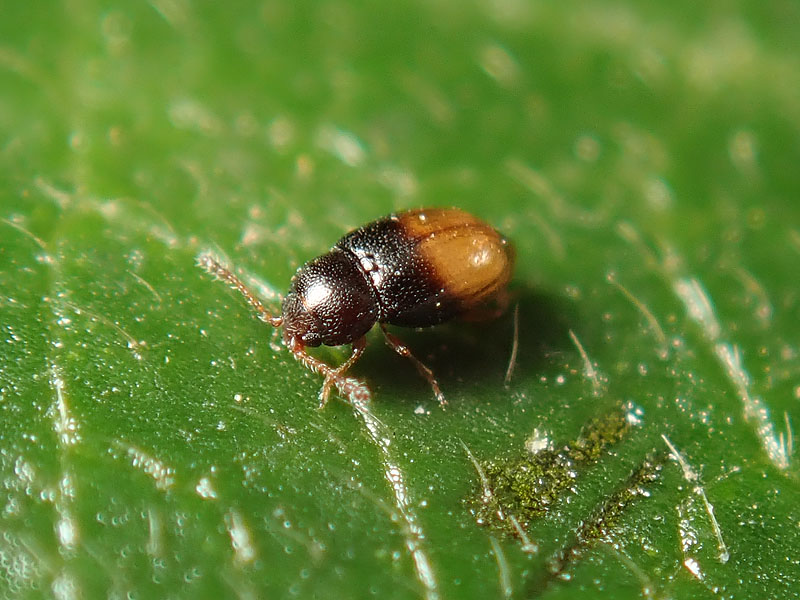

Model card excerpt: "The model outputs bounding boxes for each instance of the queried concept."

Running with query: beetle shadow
[356,284,577,405]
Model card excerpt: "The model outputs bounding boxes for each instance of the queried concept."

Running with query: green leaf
[2,1,798,598]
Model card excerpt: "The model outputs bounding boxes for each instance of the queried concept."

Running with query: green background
[1,1,799,598]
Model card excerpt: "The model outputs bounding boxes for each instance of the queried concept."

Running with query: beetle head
[281,249,378,348]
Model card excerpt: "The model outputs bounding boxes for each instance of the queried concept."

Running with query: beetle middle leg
[379,324,446,406]
[290,337,367,408]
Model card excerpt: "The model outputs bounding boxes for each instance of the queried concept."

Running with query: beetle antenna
[197,252,283,327]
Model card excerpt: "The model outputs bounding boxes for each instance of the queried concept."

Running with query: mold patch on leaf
[539,454,665,591]
[465,409,633,536]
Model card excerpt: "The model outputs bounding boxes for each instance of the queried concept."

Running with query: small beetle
[199,207,514,406]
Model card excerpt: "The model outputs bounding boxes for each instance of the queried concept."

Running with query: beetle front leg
[290,337,367,408]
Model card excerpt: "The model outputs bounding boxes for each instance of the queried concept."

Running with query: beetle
[199,207,514,407]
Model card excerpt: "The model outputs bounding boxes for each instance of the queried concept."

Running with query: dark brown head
[281,248,379,348]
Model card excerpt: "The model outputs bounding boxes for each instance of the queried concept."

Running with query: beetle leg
[290,337,367,408]
[319,337,367,407]
[379,324,446,406]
